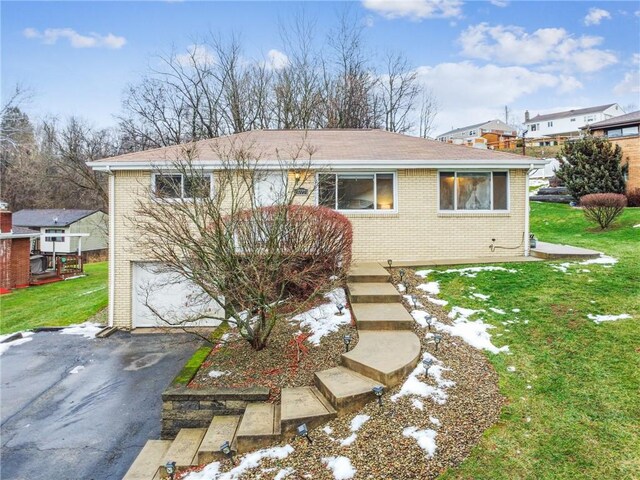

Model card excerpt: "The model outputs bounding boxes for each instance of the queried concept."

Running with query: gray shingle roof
[527,104,616,123]
[12,209,98,227]
[581,110,640,130]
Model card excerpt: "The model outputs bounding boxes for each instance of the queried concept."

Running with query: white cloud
[614,71,640,95]
[632,53,640,65]
[175,44,215,66]
[362,0,463,20]
[23,27,126,49]
[584,7,611,26]
[489,0,509,7]
[458,23,617,73]
[266,49,289,70]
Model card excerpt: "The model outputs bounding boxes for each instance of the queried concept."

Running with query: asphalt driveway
[0,330,201,480]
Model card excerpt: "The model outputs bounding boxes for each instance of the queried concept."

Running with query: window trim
[315,171,398,214]
[437,170,510,214]
[151,172,214,200]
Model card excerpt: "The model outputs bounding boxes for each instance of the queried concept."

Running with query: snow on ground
[507,366,516,372]
[208,370,229,378]
[69,365,85,374]
[587,313,632,324]
[323,426,333,435]
[273,467,295,479]
[415,269,434,278]
[397,283,406,293]
[391,352,455,405]
[429,416,441,427]
[403,294,423,308]
[471,293,490,301]
[417,282,440,295]
[59,322,103,339]
[184,445,294,480]
[0,332,34,356]
[434,266,518,278]
[440,307,509,354]
[412,399,424,410]
[410,310,432,328]
[322,456,356,480]
[634,224,640,228]
[551,255,618,274]
[403,427,437,457]
[290,288,351,345]
[489,307,506,315]
[512,308,520,313]
[338,414,371,446]
[581,255,617,266]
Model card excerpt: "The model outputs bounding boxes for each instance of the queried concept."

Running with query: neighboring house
[524,104,624,143]
[12,209,108,259]
[0,210,40,294]
[583,110,640,191]
[436,119,517,149]
[89,129,547,330]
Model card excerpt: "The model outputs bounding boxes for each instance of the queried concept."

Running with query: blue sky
[2,0,639,136]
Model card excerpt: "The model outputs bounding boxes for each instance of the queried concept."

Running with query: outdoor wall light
[387,259,393,268]
[422,358,434,376]
[297,423,313,444]
[399,268,406,283]
[433,333,442,351]
[219,441,235,465]
[372,386,384,406]
[343,334,352,352]
[165,461,177,480]
[336,303,345,316]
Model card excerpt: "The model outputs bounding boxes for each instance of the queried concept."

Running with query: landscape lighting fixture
[387,259,393,268]
[399,268,406,283]
[433,333,442,351]
[410,295,418,309]
[343,334,352,352]
[426,316,433,331]
[422,357,434,376]
[297,423,313,444]
[372,386,384,406]
[165,461,177,480]
[336,303,345,316]
[220,441,235,465]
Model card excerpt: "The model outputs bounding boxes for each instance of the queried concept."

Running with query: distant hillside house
[583,111,640,191]
[524,104,624,145]
[436,119,517,149]
[12,209,108,259]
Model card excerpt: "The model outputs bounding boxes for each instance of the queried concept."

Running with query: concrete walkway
[531,241,601,260]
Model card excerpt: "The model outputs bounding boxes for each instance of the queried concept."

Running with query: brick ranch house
[88,129,547,330]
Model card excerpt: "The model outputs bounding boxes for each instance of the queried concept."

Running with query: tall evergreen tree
[556,135,627,201]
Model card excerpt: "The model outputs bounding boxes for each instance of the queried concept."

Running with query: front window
[318,173,395,211]
[45,228,65,242]
[531,124,538,132]
[153,173,211,199]
[439,171,508,211]
[606,126,639,138]
[547,121,553,127]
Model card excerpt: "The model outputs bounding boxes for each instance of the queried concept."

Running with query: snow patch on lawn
[581,255,617,266]
[507,366,516,372]
[403,426,437,457]
[391,352,455,405]
[471,292,490,300]
[438,266,518,278]
[440,307,509,354]
[322,456,356,480]
[417,282,440,295]
[428,297,448,306]
[587,313,632,324]
[69,365,85,374]
[59,322,103,339]
[184,445,294,480]
[290,288,351,345]
[551,255,618,274]
[0,332,34,356]
[490,307,506,315]
[634,224,640,228]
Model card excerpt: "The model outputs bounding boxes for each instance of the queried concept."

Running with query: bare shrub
[580,193,627,230]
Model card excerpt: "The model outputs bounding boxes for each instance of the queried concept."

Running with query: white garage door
[132,262,223,328]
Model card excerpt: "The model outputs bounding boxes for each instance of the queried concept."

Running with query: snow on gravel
[391,352,455,405]
[0,332,34,356]
[322,456,356,480]
[273,468,295,479]
[403,427,438,457]
[427,297,448,306]
[417,282,440,295]
[587,313,632,324]
[59,322,103,339]
[410,310,432,328]
[429,416,441,427]
[290,288,351,345]
[208,370,229,378]
[184,445,294,480]
[338,414,370,446]
[412,399,424,410]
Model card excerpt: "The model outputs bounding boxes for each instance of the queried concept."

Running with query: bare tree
[380,52,420,133]
[131,136,352,350]
[418,89,439,138]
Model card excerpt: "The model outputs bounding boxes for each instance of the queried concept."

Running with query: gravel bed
[182,268,503,479]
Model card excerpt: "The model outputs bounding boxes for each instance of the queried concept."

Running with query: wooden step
[314,366,383,415]
[347,263,390,283]
[159,428,206,474]
[197,415,241,465]
[341,331,421,387]
[236,403,281,454]
[348,282,401,304]
[351,302,414,330]
[280,386,337,434]
[123,440,172,480]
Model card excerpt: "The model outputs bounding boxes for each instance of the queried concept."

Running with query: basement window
[439,171,509,211]
[153,173,212,199]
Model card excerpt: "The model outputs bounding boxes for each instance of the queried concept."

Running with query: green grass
[431,203,640,480]
[0,262,108,334]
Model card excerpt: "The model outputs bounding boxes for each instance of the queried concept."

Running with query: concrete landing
[236,403,281,453]
[341,331,421,386]
[348,263,390,283]
[197,416,241,464]
[315,366,383,415]
[280,386,336,433]
[160,428,206,471]
[531,241,601,260]
[351,302,414,330]
[123,440,171,480]
[348,282,401,304]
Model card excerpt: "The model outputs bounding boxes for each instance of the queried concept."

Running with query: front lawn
[433,202,640,479]
[0,262,108,334]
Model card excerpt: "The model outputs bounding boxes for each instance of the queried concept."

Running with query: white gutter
[107,169,115,328]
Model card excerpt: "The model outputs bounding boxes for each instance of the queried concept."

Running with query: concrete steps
[235,403,282,454]
[197,415,241,464]
[352,302,415,330]
[123,440,172,480]
[280,386,337,434]
[341,331,421,387]
[314,366,383,415]
[347,262,390,283]
[348,282,401,304]
[159,428,206,475]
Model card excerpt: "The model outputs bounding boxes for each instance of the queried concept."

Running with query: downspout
[524,164,534,257]
[107,167,115,328]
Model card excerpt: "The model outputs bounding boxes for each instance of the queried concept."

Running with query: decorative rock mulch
[182,268,504,479]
